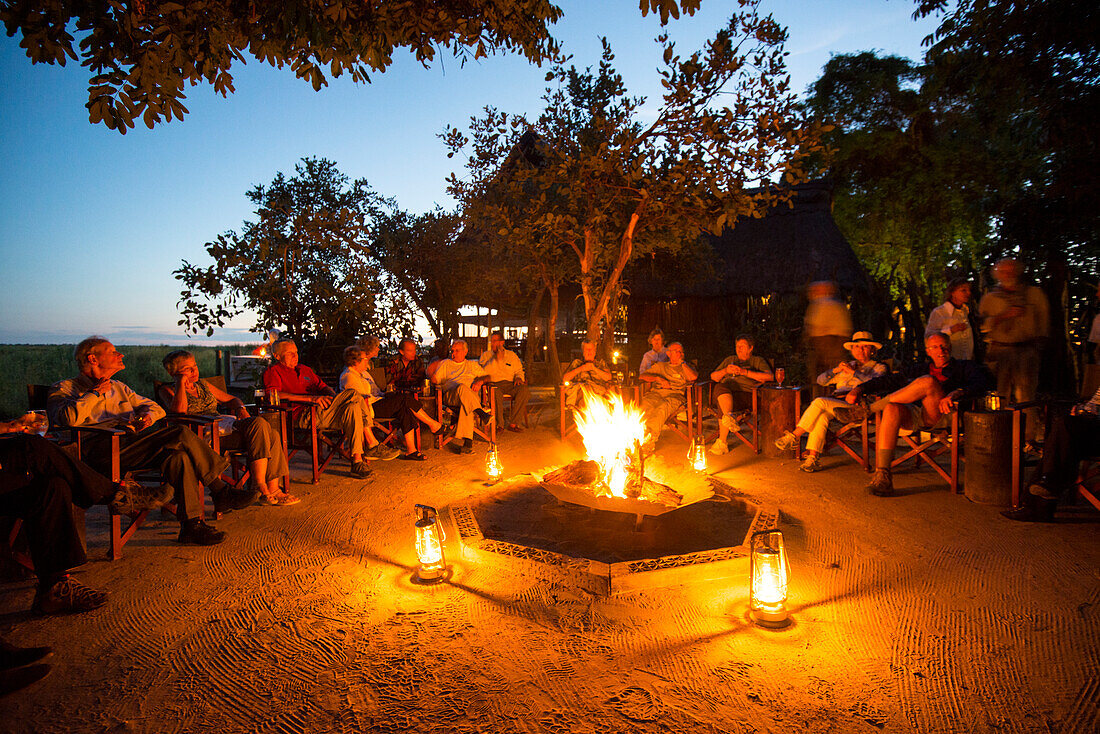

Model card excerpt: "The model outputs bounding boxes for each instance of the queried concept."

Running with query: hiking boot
[799,454,822,473]
[109,479,173,515]
[177,519,226,546]
[774,431,800,451]
[709,439,729,455]
[212,486,261,514]
[365,444,400,461]
[866,468,894,496]
[461,438,474,454]
[32,577,108,615]
[351,461,373,478]
[1001,494,1056,522]
[833,403,869,425]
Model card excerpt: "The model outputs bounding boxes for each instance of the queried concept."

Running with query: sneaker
[833,403,869,425]
[260,491,301,506]
[177,519,226,546]
[351,460,373,478]
[109,479,173,515]
[866,468,894,496]
[709,439,729,455]
[32,577,108,615]
[774,431,800,451]
[365,444,401,461]
[1027,479,1058,500]
[461,438,474,454]
[799,454,822,473]
[212,486,261,514]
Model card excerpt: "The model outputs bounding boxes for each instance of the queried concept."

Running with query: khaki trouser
[796,396,848,453]
[295,389,367,457]
[641,389,685,442]
[222,415,289,482]
[442,382,482,440]
[491,380,530,427]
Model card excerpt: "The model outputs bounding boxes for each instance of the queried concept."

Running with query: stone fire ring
[445,477,778,596]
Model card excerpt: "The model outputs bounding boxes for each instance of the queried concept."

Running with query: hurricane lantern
[688,436,707,473]
[414,504,447,582]
[485,442,503,483]
[749,529,790,627]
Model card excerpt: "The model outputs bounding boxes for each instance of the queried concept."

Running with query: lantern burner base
[750,610,792,629]
[411,568,452,585]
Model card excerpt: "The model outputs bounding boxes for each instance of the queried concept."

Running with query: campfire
[541,389,684,510]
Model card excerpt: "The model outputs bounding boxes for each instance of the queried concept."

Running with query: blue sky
[0,0,939,345]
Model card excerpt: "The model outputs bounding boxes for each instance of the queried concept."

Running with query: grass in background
[1,344,250,417]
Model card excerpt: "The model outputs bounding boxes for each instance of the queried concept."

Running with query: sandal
[400,451,427,461]
[431,424,446,436]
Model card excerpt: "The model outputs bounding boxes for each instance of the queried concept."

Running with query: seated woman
[340,340,444,461]
[773,332,887,472]
[160,350,300,506]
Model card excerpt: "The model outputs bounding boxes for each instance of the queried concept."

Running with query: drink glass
[25,410,49,436]
[775,367,786,387]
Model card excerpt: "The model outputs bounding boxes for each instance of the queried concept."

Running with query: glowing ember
[573,389,647,498]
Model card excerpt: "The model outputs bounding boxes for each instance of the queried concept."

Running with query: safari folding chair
[435,383,497,449]
[278,396,349,483]
[884,409,962,494]
[368,367,421,453]
[693,381,760,453]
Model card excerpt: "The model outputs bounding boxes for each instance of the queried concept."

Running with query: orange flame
[574,389,647,498]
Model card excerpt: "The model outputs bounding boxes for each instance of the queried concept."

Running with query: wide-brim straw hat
[844,331,882,351]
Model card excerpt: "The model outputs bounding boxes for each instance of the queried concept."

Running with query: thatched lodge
[624,180,871,378]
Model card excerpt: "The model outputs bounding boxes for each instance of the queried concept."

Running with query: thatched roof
[627,180,869,300]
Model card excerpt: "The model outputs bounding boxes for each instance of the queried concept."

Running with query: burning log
[542,460,683,508]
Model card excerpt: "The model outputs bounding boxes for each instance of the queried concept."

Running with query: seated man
[708,334,774,455]
[48,337,239,545]
[840,333,992,497]
[427,339,491,454]
[159,350,299,506]
[562,340,614,411]
[386,338,427,394]
[0,422,169,614]
[263,339,375,477]
[341,341,443,461]
[1002,385,1100,522]
[479,331,530,432]
[638,342,698,450]
[774,332,887,472]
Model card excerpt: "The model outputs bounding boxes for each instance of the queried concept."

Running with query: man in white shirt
[925,278,975,359]
[427,340,491,453]
[478,331,530,432]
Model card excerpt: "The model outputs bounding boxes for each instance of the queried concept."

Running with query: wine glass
[775,367,786,387]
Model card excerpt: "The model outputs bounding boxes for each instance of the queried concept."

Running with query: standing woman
[925,278,976,360]
[639,328,669,375]
[160,350,299,506]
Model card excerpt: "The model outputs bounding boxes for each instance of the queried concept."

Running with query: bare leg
[715,392,733,441]
[413,407,442,433]
[249,457,268,493]
[403,429,417,454]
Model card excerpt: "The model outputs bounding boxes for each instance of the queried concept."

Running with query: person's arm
[741,357,773,384]
[513,353,526,384]
[206,380,248,419]
[121,383,165,427]
[160,382,187,414]
[48,379,105,427]
[709,358,732,383]
[426,359,442,382]
[639,365,670,388]
[470,362,490,389]
[681,361,698,383]
[562,361,585,382]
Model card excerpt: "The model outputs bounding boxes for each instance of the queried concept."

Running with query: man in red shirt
[262,340,371,477]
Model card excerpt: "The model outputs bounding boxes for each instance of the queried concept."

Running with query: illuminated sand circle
[447,474,778,596]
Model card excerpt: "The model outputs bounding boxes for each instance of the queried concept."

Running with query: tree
[363,202,476,341]
[0,0,702,133]
[444,1,826,353]
[803,52,998,358]
[175,157,414,351]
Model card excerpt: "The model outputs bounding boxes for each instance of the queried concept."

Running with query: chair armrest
[165,413,220,427]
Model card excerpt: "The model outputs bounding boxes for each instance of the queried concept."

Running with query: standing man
[479,331,530,432]
[708,335,774,455]
[638,342,698,451]
[427,340,491,454]
[48,337,239,545]
[926,278,976,360]
[804,281,853,398]
[979,258,1049,448]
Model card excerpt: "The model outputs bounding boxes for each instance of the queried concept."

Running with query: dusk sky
[0,0,939,346]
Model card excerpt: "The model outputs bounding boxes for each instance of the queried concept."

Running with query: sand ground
[2,414,1098,734]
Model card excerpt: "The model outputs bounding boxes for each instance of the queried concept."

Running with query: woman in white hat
[774,331,887,472]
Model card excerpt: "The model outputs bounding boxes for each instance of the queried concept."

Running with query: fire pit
[444,390,778,595]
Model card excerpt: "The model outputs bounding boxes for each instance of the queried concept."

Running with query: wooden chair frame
[693,381,760,453]
[435,383,497,449]
[634,381,695,444]
[884,410,962,494]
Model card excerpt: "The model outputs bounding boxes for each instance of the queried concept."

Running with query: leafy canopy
[444,0,826,342]
[175,157,413,347]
